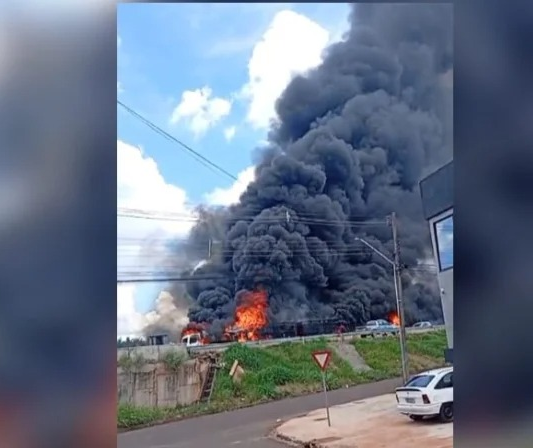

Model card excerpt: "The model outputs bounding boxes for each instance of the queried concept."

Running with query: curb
[268,420,326,448]
[270,430,325,448]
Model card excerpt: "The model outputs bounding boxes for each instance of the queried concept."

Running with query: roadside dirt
[274,394,452,448]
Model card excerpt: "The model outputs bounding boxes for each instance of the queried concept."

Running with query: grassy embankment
[118,330,447,430]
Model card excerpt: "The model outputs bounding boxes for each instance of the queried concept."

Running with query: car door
[433,372,453,403]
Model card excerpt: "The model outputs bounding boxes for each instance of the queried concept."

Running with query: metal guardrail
[186,325,445,353]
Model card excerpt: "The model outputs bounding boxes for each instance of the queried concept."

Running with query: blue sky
[435,215,453,270]
[117,3,350,337]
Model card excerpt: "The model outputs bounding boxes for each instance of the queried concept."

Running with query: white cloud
[240,10,330,129]
[117,139,196,271]
[117,139,195,232]
[169,86,232,136]
[204,166,255,206]
[117,140,197,337]
[224,126,237,142]
[437,225,454,253]
[117,35,121,47]
[117,284,145,338]
[117,81,123,94]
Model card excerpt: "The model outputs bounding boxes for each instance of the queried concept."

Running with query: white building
[420,161,453,363]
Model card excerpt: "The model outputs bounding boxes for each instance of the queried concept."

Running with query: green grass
[353,330,448,377]
[212,338,377,404]
[118,330,448,429]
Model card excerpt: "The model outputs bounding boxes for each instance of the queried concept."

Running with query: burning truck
[180,289,269,348]
[180,289,404,347]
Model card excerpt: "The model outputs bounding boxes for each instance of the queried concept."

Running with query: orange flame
[180,323,210,344]
[388,311,400,326]
[225,289,268,342]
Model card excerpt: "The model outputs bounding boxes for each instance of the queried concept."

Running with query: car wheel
[439,402,453,422]
[409,415,424,421]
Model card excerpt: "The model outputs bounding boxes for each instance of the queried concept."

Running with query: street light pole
[354,215,409,384]
[389,212,409,384]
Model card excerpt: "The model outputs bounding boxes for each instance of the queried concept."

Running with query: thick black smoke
[187,4,452,327]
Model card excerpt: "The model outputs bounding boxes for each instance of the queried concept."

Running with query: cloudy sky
[117,3,351,338]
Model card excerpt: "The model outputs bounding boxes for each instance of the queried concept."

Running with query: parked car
[395,366,453,422]
[365,319,399,333]
[412,321,433,329]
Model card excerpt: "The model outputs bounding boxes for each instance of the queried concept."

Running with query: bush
[162,350,186,372]
[118,405,170,428]
[118,352,146,371]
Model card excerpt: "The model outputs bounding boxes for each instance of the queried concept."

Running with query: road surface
[118,377,403,448]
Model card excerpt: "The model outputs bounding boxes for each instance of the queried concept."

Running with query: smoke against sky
[181,3,453,330]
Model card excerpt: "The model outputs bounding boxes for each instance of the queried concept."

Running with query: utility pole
[390,212,409,383]
[353,223,409,384]
[208,239,212,259]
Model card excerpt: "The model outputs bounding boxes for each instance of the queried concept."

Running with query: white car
[395,366,453,422]
[412,321,433,328]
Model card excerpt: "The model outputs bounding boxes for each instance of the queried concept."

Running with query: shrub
[162,350,186,372]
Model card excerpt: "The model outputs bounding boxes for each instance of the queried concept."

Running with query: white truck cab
[181,333,202,347]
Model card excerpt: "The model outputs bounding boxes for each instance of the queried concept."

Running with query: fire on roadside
[180,322,210,344]
[225,289,268,342]
[388,311,400,326]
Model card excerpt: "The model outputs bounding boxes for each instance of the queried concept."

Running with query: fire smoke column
[186,3,453,326]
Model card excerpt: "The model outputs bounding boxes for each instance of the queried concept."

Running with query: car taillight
[422,394,431,404]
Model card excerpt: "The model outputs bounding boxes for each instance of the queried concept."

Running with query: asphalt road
[118,377,403,448]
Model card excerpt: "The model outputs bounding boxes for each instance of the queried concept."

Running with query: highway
[188,325,444,353]
[116,326,444,361]
[117,377,403,448]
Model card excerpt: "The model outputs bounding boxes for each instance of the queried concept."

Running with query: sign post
[312,350,332,427]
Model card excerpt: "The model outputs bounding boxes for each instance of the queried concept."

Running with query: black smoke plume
[187,3,452,327]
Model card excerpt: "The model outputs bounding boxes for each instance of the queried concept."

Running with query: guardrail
[187,325,445,353]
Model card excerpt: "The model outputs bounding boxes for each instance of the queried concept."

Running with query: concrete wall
[117,359,209,408]
[429,208,453,349]
[117,344,189,362]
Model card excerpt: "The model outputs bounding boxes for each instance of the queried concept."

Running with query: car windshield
[405,375,435,388]
[367,321,377,326]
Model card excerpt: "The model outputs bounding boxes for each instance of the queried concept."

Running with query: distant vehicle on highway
[365,319,399,333]
[181,333,203,348]
[395,366,453,422]
[412,321,433,329]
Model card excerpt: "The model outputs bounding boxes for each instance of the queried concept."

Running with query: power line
[116,236,396,246]
[117,276,229,284]
[117,206,392,224]
[117,262,438,279]
[117,100,238,181]
[117,211,388,228]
